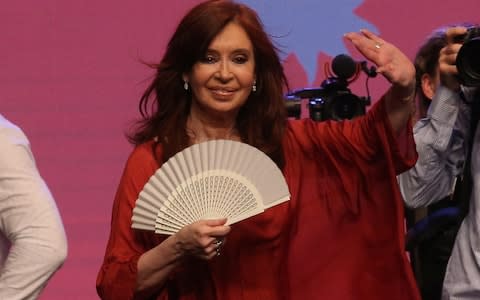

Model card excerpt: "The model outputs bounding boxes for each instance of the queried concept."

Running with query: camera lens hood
[457,36,480,87]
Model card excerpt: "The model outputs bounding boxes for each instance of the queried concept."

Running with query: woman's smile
[209,87,236,99]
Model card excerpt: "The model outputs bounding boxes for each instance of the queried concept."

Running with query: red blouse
[96,97,420,300]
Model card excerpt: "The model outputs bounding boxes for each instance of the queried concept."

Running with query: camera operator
[400,26,450,300]
[398,25,480,300]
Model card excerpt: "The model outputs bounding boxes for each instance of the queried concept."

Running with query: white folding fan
[131,139,290,235]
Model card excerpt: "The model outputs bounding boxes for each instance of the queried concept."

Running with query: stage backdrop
[1,1,479,299]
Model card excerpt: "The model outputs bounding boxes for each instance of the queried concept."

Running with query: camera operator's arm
[398,27,475,208]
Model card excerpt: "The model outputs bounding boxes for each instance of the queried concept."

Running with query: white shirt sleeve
[398,86,472,208]
[0,116,67,300]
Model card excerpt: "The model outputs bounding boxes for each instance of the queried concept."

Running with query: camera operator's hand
[439,27,468,92]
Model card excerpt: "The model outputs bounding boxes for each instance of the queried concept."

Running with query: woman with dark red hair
[97,1,419,299]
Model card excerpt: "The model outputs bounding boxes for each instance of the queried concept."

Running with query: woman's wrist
[169,234,186,259]
[390,79,416,105]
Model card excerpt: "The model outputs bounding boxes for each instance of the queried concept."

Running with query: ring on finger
[214,238,224,247]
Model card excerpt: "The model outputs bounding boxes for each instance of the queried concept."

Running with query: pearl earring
[252,80,257,92]
[184,81,189,91]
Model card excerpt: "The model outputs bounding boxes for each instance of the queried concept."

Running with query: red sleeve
[96,142,168,300]
[294,95,417,173]
[363,95,418,174]
[285,95,417,214]
[283,96,421,300]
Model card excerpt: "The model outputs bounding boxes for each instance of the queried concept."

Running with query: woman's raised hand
[344,29,415,95]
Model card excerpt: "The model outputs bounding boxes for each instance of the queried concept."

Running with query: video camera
[285,54,376,121]
[455,26,480,87]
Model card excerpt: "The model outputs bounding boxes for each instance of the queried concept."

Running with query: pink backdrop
[1,1,479,299]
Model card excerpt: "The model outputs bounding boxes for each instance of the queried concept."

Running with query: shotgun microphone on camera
[285,54,376,121]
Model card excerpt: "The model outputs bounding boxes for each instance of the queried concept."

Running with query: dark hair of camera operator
[413,29,448,122]
[96,1,420,299]
[398,24,480,299]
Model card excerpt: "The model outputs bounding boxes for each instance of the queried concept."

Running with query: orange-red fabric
[96,97,420,300]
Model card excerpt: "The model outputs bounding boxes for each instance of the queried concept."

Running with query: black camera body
[285,78,370,122]
[285,54,373,122]
[455,26,480,87]
[306,79,369,121]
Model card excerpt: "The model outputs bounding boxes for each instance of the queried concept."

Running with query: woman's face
[184,22,256,119]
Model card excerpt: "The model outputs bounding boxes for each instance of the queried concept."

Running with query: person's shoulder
[286,118,315,130]
[283,118,324,146]
[124,140,161,172]
[0,114,29,147]
[0,116,35,172]
[118,140,161,187]
[285,118,332,135]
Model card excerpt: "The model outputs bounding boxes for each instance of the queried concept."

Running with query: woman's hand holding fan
[174,218,231,259]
